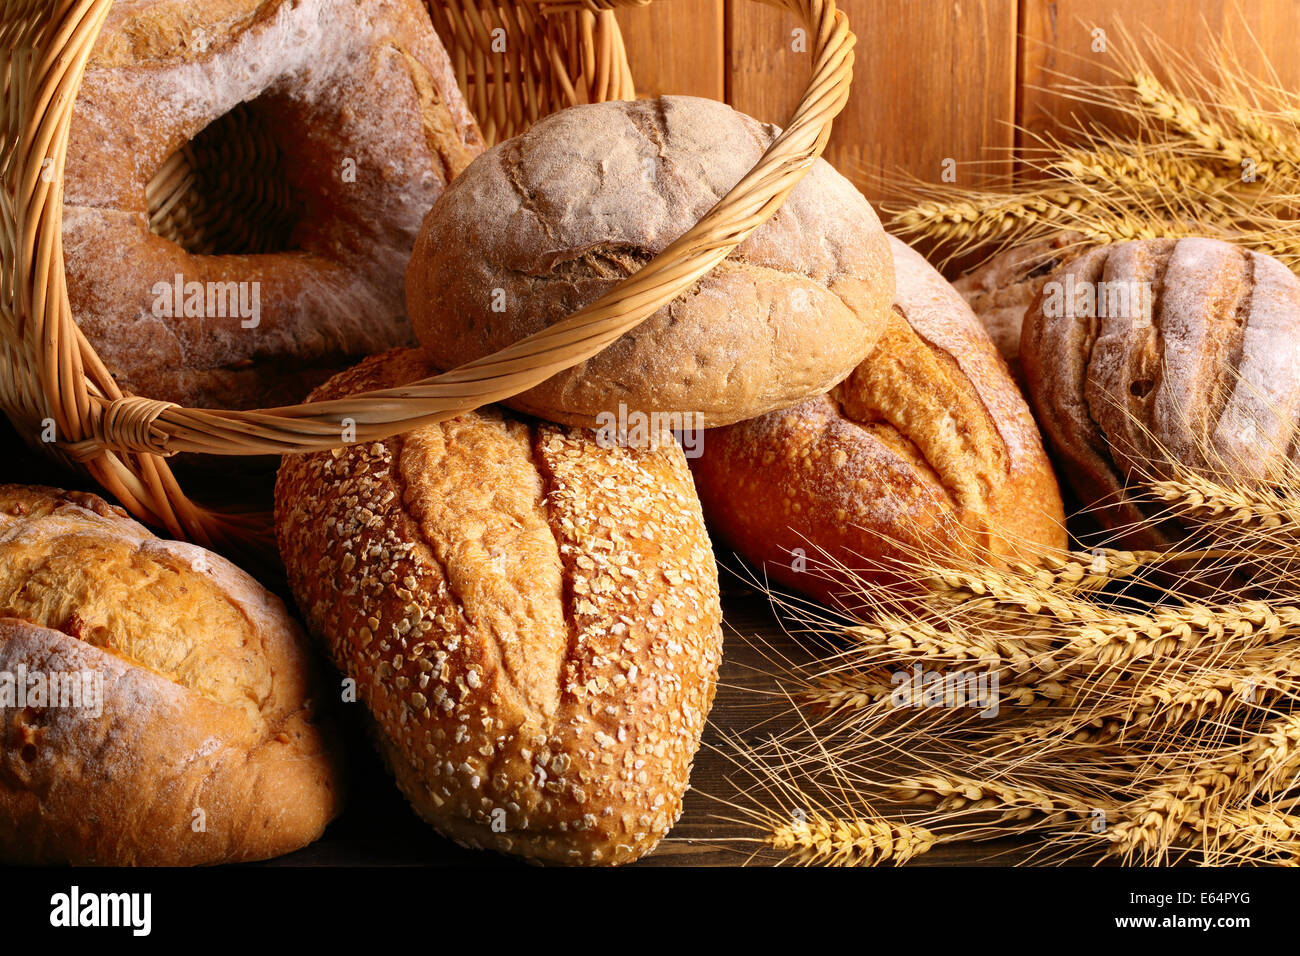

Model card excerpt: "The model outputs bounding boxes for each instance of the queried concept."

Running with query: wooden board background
[618,0,1300,215]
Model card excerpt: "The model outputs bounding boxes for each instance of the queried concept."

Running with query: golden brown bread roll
[275,349,723,865]
[691,237,1066,605]
[1021,237,1300,544]
[64,0,483,410]
[0,485,342,865]
[407,95,895,428]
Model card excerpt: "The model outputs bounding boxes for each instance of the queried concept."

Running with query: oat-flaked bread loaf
[275,349,723,865]
[407,95,895,428]
[0,485,343,865]
[64,0,483,410]
[1021,237,1300,543]
[691,237,1066,605]
[953,233,1088,379]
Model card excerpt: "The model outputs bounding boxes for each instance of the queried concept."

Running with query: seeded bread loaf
[275,348,724,865]
[691,237,1066,605]
[0,485,343,865]
[407,95,895,428]
[1021,237,1300,544]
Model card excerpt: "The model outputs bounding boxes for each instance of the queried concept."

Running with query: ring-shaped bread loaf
[63,0,483,410]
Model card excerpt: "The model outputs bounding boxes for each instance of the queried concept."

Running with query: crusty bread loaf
[407,95,895,428]
[1021,237,1300,544]
[0,485,342,865]
[953,233,1087,381]
[691,237,1066,605]
[65,0,483,410]
[275,348,723,865]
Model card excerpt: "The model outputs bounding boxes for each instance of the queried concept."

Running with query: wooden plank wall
[616,0,1300,210]
[725,0,1019,200]
[1017,1,1300,143]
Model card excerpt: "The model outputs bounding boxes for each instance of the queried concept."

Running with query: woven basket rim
[0,0,857,555]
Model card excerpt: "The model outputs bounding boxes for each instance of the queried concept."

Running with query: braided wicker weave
[0,0,856,558]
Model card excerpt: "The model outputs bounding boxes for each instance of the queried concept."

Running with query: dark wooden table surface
[3,420,1032,868]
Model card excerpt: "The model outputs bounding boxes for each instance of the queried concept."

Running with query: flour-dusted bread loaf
[0,485,343,865]
[64,0,483,410]
[953,233,1087,381]
[1021,237,1300,544]
[407,95,895,428]
[691,237,1066,605]
[275,349,723,865]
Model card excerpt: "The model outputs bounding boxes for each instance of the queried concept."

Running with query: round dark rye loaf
[0,485,342,865]
[691,237,1066,605]
[407,95,895,428]
[1021,237,1300,543]
[275,348,723,865]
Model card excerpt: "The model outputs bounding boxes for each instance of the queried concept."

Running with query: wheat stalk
[1081,651,1300,739]
[1102,804,1300,865]
[889,188,1201,262]
[1185,807,1300,865]
[1103,801,1300,866]
[889,190,1087,244]
[889,772,1099,825]
[767,814,938,866]
[1062,601,1300,671]
[808,619,1300,744]
[922,564,1102,623]
[845,611,1051,673]
[806,669,894,713]
[1150,470,1300,537]
[1234,715,1300,798]
[1130,72,1267,170]
[1009,547,1180,593]
[1047,142,1239,198]
[1125,70,1300,186]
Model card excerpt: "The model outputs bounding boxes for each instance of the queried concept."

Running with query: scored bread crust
[64,0,483,410]
[275,349,723,865]
[407,95,895,428]
[691,237,1066,605]
[0,485,343,865]
[1021,237,1300,544]
[953,232,1088,380]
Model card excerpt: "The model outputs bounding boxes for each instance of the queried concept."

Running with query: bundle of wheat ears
[713,450,1300,866]
[710,24,1300,866]
[884,22,1300,272]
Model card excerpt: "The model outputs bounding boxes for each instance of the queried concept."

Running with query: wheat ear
[768,813,938,866]
[1049,144,1237,197]
[890,773,1100,826]
[1149,470,1300,537]
[1130,73,1267,170]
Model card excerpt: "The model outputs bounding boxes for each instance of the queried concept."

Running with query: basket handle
[61,0,855,459]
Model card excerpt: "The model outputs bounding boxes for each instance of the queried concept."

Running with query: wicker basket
[0,0,855,560]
